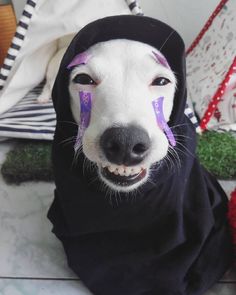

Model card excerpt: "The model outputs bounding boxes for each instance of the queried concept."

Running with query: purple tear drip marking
[152,51,170,69]
[152,96,176,146]
[74,91,92,151]
[67,51,91,69]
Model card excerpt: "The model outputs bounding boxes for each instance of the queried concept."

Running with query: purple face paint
[67,51,91,69]
[152,51,170,69]
[74,91,92,151]
[152,96,176,146]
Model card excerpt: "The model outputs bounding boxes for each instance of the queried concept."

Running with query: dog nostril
[106,141,120,153]
[132,143,148,155]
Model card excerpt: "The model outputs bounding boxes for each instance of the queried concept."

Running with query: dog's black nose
[100,126,151,166]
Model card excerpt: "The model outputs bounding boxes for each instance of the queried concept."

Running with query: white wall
[139,0,219,47]
[12,0,219,47]
[12,0,26,20]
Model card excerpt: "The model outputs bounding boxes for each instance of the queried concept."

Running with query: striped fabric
[0,82,55,139]
[0,0,199,140]
[125,0,144,15]
[0,0,36,91]
[184,104,202,133]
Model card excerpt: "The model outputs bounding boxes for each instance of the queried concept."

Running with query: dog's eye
[73,73,96,85]
[152,77,170,86]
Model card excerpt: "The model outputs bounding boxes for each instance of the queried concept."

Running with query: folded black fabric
[48,15,233,295]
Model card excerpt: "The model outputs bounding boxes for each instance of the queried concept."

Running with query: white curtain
[0,0,130,114]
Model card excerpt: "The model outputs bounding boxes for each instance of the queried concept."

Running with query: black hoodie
[48,15,233,295]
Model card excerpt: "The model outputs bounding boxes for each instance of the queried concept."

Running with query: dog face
[69,39,176,192]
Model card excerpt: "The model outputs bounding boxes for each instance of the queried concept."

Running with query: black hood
[48,15,233,295]
[52,15,186,127]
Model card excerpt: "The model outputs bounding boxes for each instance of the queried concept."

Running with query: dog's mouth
[99,164,147,188]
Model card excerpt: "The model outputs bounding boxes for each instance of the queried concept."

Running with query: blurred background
[12,0,219,47]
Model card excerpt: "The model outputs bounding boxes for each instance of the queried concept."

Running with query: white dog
[48,18,233,295]
[69,39,176,192]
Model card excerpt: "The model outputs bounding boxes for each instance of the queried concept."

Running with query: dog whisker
[114,192,119,207]
[173,145,194,160]
[168,155,177,172]
[170,123,190,130]
[58,120,79,127]
[166,153,177,172]
[103,184,116,207]
[167,153,179,172]
[71,145,83,168]
[125,188,139,204]
[82,157,93,175]
[172,134,192,140]
[161,154,173,172]
[175,140,195,158]
[71,152,78,168]
[146,178,156,187]
[74,144,83,155]
[59,135,77,147]
[168,146,182,170]
[87,174,99,186]
[130,192,137,204]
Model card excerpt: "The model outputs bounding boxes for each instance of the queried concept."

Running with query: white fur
[69,39,176,192]
[38,34,75,103]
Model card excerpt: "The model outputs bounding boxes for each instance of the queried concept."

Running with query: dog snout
[100,126,151,166]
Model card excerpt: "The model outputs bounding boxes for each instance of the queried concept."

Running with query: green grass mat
[196,131,236,179]
[1,141,53,184]
[1,131,236,184]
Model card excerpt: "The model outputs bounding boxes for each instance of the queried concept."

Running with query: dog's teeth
[118,166,125,176]
[103,164,145,177]
[108,165,116,173]
[130,169,135,175]
[132,167,141,175]
[124,170,129,176]
[125,167,132,176]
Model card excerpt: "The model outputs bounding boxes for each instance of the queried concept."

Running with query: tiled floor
[0,140,235,295]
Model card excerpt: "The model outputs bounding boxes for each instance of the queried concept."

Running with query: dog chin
[97,163,150,193]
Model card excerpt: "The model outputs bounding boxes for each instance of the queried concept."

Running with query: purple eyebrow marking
[152,96,176,147]
[74,91,92,151]
[152,51,170,69]
[67,51,91,69]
